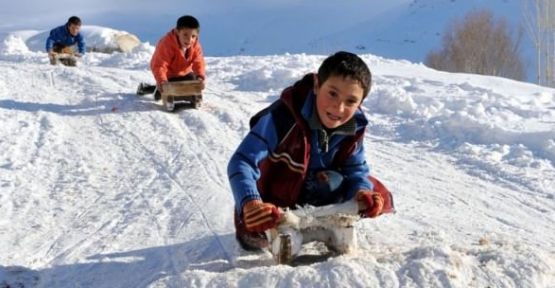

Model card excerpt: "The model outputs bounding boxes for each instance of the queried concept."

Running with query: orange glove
[356,190,384,218]
[242,200,281,232]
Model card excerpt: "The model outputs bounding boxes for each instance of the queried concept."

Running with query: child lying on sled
[137,15,206,101]
[227,51,394,254]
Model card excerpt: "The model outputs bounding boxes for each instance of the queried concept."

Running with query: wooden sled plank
[161,80,202,97]
[161,80,203,112]
[54,53,76,59]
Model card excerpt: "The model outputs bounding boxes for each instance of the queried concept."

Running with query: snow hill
[9,0,520,58]
[0,27,554,288]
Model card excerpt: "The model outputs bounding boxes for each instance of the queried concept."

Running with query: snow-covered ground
[0,28,554,287]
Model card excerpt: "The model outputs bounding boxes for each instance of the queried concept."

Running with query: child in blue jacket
[228,51,394,251]
[46,16,86,64]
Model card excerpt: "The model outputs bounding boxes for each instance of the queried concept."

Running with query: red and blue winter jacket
[228,73,381,213]
[45,24,86,54]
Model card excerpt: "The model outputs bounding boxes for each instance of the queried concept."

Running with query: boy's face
[176,28,199,49]
[68,23,81,36]
[314,74,364,129]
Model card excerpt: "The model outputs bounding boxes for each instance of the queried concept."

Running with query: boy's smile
[314,75,364,129]
[177,28,198,49]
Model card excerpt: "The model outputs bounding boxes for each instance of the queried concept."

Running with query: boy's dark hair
[317,51,372,98]
[176,15,200,30]
[67,16,81,26]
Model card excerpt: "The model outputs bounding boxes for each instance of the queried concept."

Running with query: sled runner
[266,199,361,265]
[161,80,203,112]
[49,53,77,67]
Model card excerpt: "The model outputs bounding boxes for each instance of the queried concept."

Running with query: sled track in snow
[93,93,235,271]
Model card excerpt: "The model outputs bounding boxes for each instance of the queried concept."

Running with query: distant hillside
[1,0,533,81]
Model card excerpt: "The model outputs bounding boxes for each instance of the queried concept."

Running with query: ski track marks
[0,63,241,286]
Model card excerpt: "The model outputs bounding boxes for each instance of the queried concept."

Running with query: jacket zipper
[320,129,329,153]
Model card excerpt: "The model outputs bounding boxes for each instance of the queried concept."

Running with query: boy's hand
[242,200,281,232]
[197,76,205,90]
[356,190,384,218]
[157,81,168,93]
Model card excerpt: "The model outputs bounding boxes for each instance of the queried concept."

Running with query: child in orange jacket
[138,15,206,100]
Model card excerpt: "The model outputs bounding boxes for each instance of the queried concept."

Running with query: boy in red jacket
[137,15,206,101]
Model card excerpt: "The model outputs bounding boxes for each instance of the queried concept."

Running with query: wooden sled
[267,200,361,265]
[49,53,77,67]
[161,80,203,112]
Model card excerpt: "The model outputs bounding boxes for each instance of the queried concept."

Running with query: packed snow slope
[0,32,554,287]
